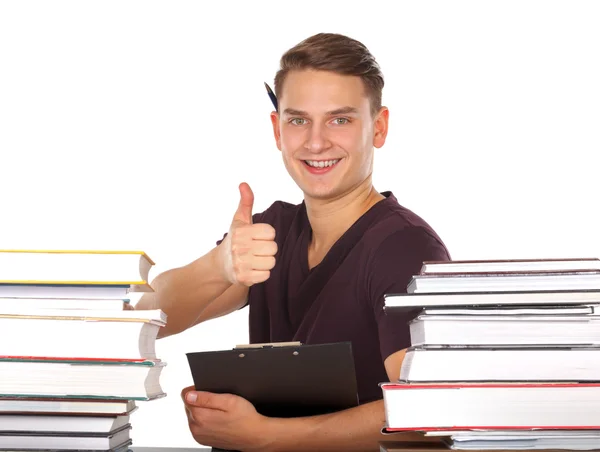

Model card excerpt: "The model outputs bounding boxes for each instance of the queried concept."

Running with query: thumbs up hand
[219,183,278,286]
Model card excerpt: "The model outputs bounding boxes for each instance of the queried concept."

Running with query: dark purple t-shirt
[221,191,451,404]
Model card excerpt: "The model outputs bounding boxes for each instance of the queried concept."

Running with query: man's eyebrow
[282,106,360,116]
[282,108,308,116]
[326,106,359,116]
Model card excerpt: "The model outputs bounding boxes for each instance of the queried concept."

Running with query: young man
[135,33,450,451]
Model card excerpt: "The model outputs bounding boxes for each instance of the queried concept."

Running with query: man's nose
[304,123,331,153]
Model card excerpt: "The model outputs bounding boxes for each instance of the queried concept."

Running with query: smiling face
[270,69,389,202]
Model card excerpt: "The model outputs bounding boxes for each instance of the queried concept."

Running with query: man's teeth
[305,159,340,168]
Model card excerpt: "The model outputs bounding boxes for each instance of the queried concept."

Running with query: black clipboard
[186,341,359,418]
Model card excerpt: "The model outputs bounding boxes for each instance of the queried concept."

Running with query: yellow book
[0,250,154,291]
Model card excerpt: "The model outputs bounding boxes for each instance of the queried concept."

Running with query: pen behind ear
[264,82,278,112]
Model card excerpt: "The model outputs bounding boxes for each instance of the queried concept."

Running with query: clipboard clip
[235,341,302,349]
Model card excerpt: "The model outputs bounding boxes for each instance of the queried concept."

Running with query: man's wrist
[257,415,321,452]
[257,416,284,452]
[202,243,232,286]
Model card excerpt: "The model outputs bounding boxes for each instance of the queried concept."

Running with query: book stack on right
[381,257,600,452]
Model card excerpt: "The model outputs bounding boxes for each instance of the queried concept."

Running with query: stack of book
[380,257,600,451]
[0,249,166,451]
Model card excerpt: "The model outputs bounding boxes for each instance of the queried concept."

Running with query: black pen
[264,82,278,112]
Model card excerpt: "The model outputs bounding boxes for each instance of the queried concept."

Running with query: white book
[409,314,600,346]
[400,347,600,382]
[0,397,136,415]
[407,272,600,294]
[384,290,600,311]
[0,284,133,299]
[420,258,600,274]
[421,305,598,316]
[0,309,165,360]
[449,431,600,451]
[0,413,129,433]
[0,307,165,321]
[0,297,128,310]
[0,359,165,399]
[381,382,600,431]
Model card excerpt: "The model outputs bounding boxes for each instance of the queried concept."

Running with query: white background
[1,0,599,447]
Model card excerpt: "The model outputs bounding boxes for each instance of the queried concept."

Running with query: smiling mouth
[303,159,341,169]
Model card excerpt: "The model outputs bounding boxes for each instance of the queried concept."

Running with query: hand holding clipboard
[186,341,358,418]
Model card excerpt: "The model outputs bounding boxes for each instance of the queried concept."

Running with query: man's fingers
[248,270,271,284]
[236,270,271,286]
[230,224,275,243]
[252,240,278,257]
[181,385,195,401]
[249,223,276,241]
[185,405,195,423]
[185,391,229,411]
[250,255,276,271]
[232,254,275,274]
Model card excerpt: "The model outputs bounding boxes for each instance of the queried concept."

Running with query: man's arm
[135,182,277,338]
[260,350,413,452]
[266,399,391,452]
[184,349,436,451]
[134,246,248,338]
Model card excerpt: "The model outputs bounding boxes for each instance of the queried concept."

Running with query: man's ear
[373,106,389,149]
[270,111,282,151]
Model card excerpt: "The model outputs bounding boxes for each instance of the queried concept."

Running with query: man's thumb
[232,182,254,225]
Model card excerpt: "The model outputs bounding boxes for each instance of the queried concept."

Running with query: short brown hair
[273,33,384,116]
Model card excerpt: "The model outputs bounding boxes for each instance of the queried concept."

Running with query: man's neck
[304,178,386,255]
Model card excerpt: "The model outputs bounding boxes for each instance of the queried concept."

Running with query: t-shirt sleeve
[367,226,451,361]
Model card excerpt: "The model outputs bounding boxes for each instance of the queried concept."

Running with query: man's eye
[333,118,349,125]
[290,118,306,125]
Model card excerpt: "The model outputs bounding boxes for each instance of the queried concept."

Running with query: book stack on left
[0,249,167,452]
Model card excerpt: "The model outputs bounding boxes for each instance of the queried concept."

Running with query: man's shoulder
[358,193,451,304]
[364,192,448,253]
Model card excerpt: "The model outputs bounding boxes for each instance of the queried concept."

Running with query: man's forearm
[135,246,231,337]
[261,400,425,452]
